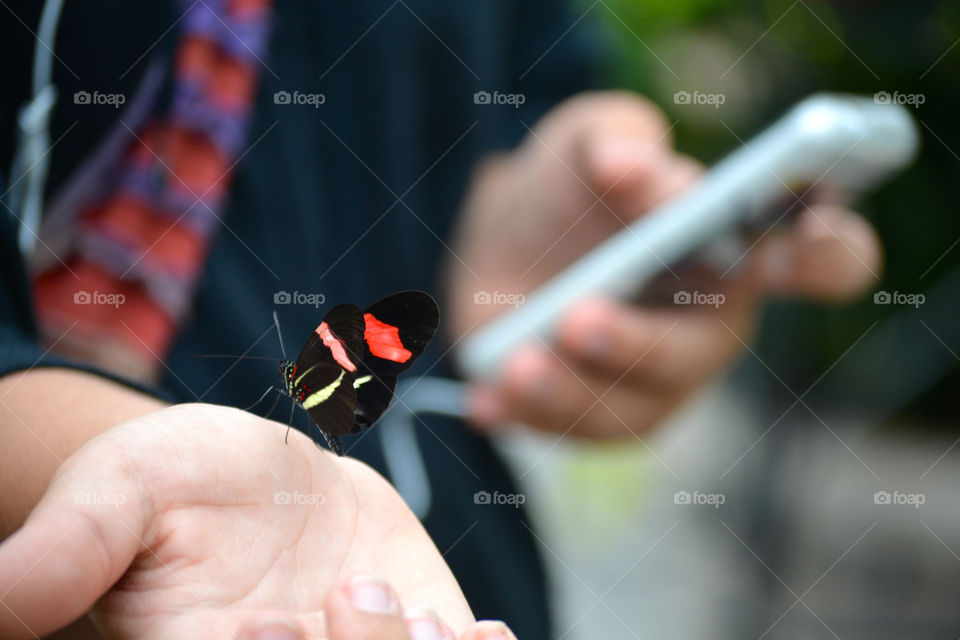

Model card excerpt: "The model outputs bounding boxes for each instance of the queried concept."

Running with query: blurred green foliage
[594,0,960,424]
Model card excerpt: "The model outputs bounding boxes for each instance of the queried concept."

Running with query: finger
[0,458,145,639]
[458,620,519,640]
[546,91,673,160]
[404,608,456,640]
[588,145,702,219]
[471,344,684,438]
[755,205,883,300]
[628,153,702,213]
[555,297,751,391]
[569,94,702,215]
[235,614,304,640]
[325,573,411,640]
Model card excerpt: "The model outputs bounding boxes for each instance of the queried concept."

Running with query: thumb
[0,456,146,638]
[576,110,700,218]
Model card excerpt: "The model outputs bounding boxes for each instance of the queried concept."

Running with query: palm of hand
[36,404,470,639]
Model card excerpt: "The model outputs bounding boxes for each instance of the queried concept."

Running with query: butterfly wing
[352,372,397,431]
[300,367,357,437]
[294,304,364,437]
[294,304,365,374]
[353,291,439,429]
[361,291,439,376]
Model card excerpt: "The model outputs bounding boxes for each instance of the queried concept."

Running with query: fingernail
[246,616,300,640]
[594,137,643,165]
[347,574,398,614]
[591,136,662,179]
[405,608,449,640]
[474,620,517,639]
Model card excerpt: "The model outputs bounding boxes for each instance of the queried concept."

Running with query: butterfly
[275,291,439,455]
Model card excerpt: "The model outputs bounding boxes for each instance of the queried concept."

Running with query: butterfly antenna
[273,310,288,360]
[193,354,280,361]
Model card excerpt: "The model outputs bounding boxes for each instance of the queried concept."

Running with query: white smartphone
[456,93,920,381]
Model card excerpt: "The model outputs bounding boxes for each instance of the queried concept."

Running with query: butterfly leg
[262,387,285,421]
[284,398,297,443]
[244,384,281,412]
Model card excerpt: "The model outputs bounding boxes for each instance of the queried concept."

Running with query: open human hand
[0,403,508,639]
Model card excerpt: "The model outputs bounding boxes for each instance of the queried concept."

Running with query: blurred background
[497,1,960,639]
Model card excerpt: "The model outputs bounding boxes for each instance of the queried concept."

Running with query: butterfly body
[276,292,439,455]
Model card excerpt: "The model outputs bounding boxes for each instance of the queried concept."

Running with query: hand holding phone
[456,94,919,381]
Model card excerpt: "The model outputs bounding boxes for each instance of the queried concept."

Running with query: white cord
[378,377,467,520]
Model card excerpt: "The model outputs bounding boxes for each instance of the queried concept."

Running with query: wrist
[0,368,167,538]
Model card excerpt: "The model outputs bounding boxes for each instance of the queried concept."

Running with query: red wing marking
[315,321,357,372]
[363,313,412,363]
